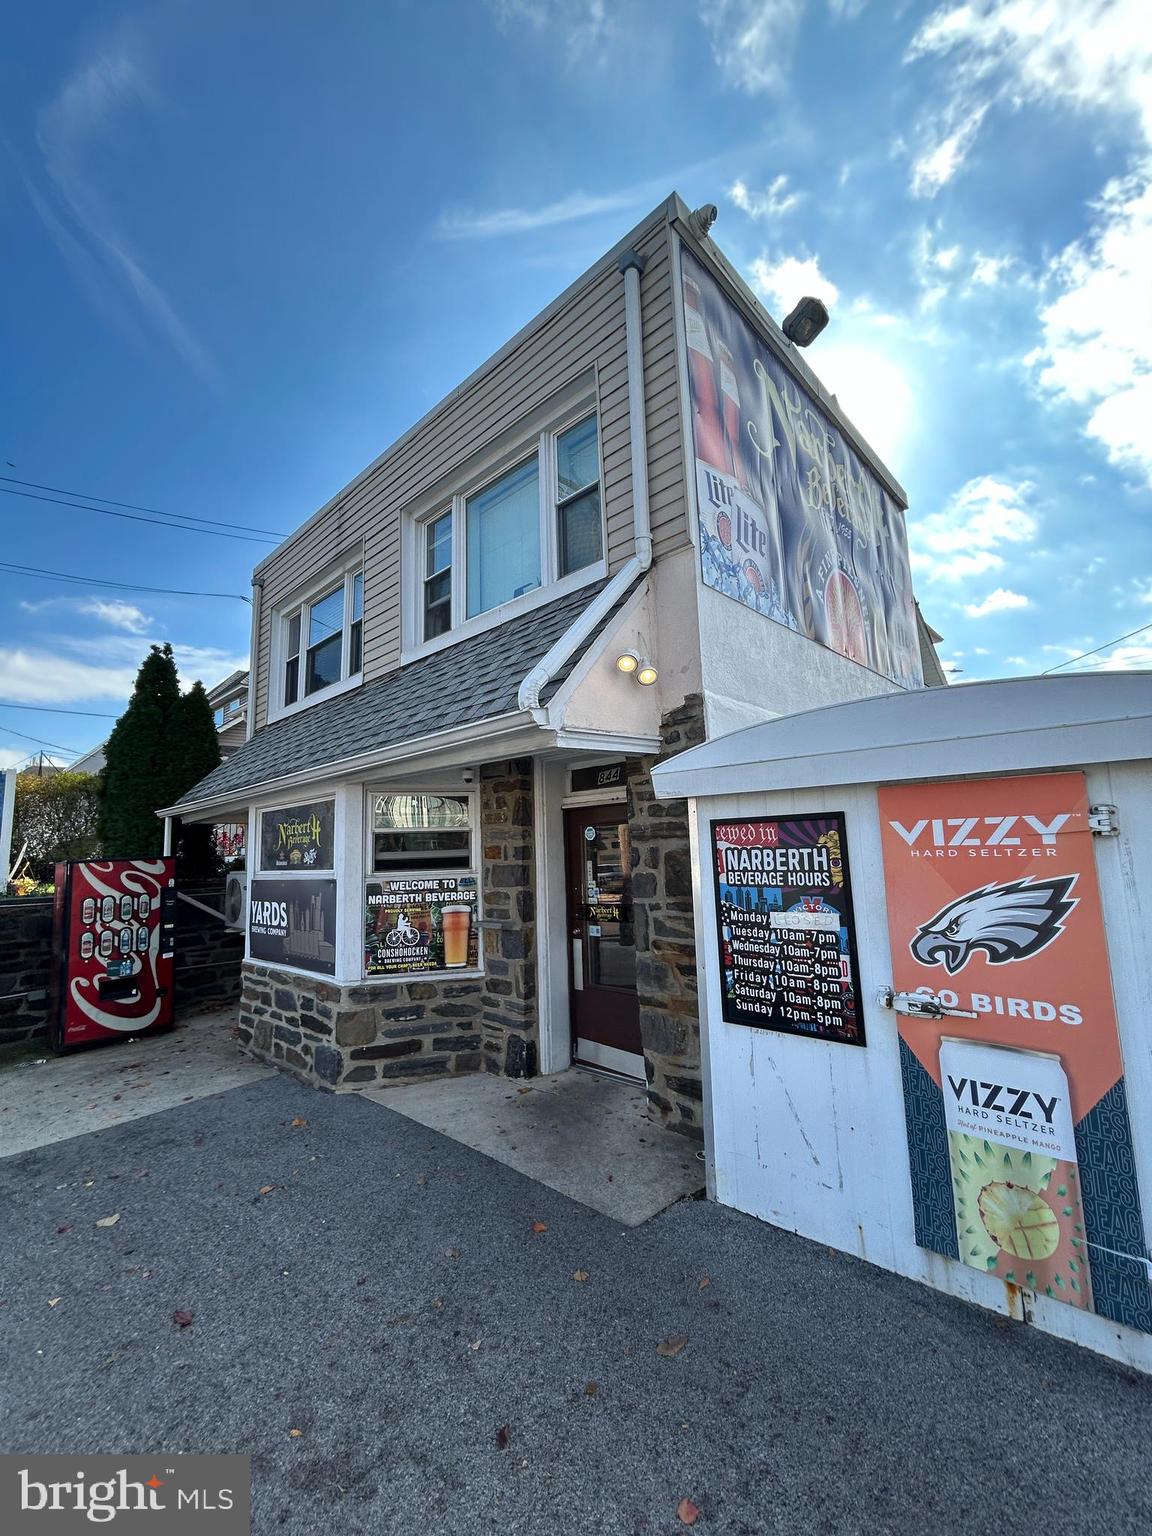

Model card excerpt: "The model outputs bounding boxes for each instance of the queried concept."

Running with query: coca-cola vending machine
[51,858,178,1052]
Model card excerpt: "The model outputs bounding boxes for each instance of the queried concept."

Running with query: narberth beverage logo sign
[710,812,864,1046]
[259,798,334,871]
[880,772,1152,1332]
[681,246,922,689]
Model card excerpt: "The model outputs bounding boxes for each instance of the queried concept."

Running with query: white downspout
[518,249,653,719]
[246,577,263,742]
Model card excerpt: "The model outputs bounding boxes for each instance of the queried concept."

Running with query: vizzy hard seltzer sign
[1,1453,250,1532]
[880,771,1151,1331]
[680,246,922,689]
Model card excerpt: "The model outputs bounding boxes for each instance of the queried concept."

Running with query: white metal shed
[652,673,1152,1370]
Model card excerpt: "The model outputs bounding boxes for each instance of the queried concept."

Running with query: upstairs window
[278,561,363,713]
[413,408,604,646]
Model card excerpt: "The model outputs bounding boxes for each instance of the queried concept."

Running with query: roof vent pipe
[517,247,654,716]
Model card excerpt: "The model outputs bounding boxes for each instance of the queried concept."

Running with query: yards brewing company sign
[681,247,922,689]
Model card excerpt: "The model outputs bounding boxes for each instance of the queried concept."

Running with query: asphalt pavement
[2,1074,1149,1535]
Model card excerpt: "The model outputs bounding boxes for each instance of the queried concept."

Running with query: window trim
[401,385,606,664]
[268,551,365,724]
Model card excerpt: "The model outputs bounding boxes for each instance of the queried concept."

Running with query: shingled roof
[170,578,620,812]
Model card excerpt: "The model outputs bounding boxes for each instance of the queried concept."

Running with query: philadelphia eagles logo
[911,875,1078,975]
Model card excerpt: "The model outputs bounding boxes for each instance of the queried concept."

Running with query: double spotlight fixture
[615,651,658,687]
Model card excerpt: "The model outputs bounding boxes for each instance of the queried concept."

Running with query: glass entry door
[564,805,642,1076]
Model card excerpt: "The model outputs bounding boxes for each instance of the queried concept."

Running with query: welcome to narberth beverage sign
[711,812,864,1046]
[680,246,922,689]
[880,771,1151,1332]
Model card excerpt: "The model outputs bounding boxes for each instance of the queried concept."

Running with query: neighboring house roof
[208,668,249,704]
[915,604,948,688]
[169,579,617,813]
[70,744,107,774]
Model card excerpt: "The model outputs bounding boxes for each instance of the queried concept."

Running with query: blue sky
[2,0,1150,766]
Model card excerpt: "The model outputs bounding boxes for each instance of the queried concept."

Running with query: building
[70,669,251,776]
[165,192,944,1137]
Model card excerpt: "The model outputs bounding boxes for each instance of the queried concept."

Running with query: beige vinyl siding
[252,214,689,730]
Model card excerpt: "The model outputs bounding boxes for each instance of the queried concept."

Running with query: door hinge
[1089,803,1120,836]
[879,987,979,1021]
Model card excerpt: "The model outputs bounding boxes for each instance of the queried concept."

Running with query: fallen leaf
[445,1248,460,1259]
[258,1185,275,1196]
[573,1269,590,1283]
[496,1425,511,1450]
[677,1496,701,1526]
[171,1310,195,1329]
[95,1214,120,1228]
[290,1117,308,1128]
[469,1338,482,1351]
[657,1334,689,1358]
[584,1381,599,1396]
[56,1225,72,1235]
[288,1428,303,1439]
[48,1297,62,1307]
[83,1180,95,1188]
[698,1276,711,1289]
[531,1221,548,1234]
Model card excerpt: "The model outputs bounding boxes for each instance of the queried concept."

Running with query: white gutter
[517,248,653,719]
[245,576,262,742]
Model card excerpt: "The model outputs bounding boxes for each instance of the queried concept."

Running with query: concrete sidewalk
[0,1010,271,1158]
[2,1075,1149,1535]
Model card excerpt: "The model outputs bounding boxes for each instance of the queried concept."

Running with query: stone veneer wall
[236,757,538,1089]
[0,896,53,1054]
[628,693,706,1140]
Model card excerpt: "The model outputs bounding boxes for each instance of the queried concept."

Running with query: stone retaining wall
[628,693,706,1140]
[237,757,539,1089]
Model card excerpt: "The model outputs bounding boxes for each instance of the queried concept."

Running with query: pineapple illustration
[949,1132,1090,1307]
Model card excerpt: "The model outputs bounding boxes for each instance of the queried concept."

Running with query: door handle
[879,986,978,1021]
[572,938,584,991]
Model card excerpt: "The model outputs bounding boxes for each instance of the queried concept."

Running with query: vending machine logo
[910,874,1078,974]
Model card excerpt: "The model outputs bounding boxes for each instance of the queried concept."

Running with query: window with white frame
[369,792,475,873]
[277,564,363,712]
[415,409,604,644]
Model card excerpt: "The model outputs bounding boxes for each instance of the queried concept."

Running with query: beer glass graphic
[441,904,472,968]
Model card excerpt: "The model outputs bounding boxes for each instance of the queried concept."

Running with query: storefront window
[365,790,480,977]
[370,792,473,872]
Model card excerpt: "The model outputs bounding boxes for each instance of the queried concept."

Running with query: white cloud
[969,252,1014,287]
[1004,654,1030,666]
[437,187,645,239]
[488,0,615,57]
[964,587,1031,618]
[748,252,839,314]
[1027,163,1152,485]
[26,28,214,381]
[1077,641,1152,671]
[0,648,139,704]
[728,175,802,219]
[77,599,153,633]
[697,0,806,94]
[910,475,1039,583]
[905,1,1152,195]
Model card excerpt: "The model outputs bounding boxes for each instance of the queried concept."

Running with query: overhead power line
[0,485,277,544]
[0,719,78,753]
[0,473,287,538]
[0,560,250,601]
[1041,619,1152,675]
[0,702,118,718]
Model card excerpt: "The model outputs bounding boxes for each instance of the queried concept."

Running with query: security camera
[461,769,475,785]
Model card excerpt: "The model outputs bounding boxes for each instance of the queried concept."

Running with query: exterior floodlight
[781,296,829,347]
[615,652,640,674]
[636,662,658,687]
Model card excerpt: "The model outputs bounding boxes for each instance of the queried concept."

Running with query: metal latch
[879,987,978,1021]
[1089,803,1119,836]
